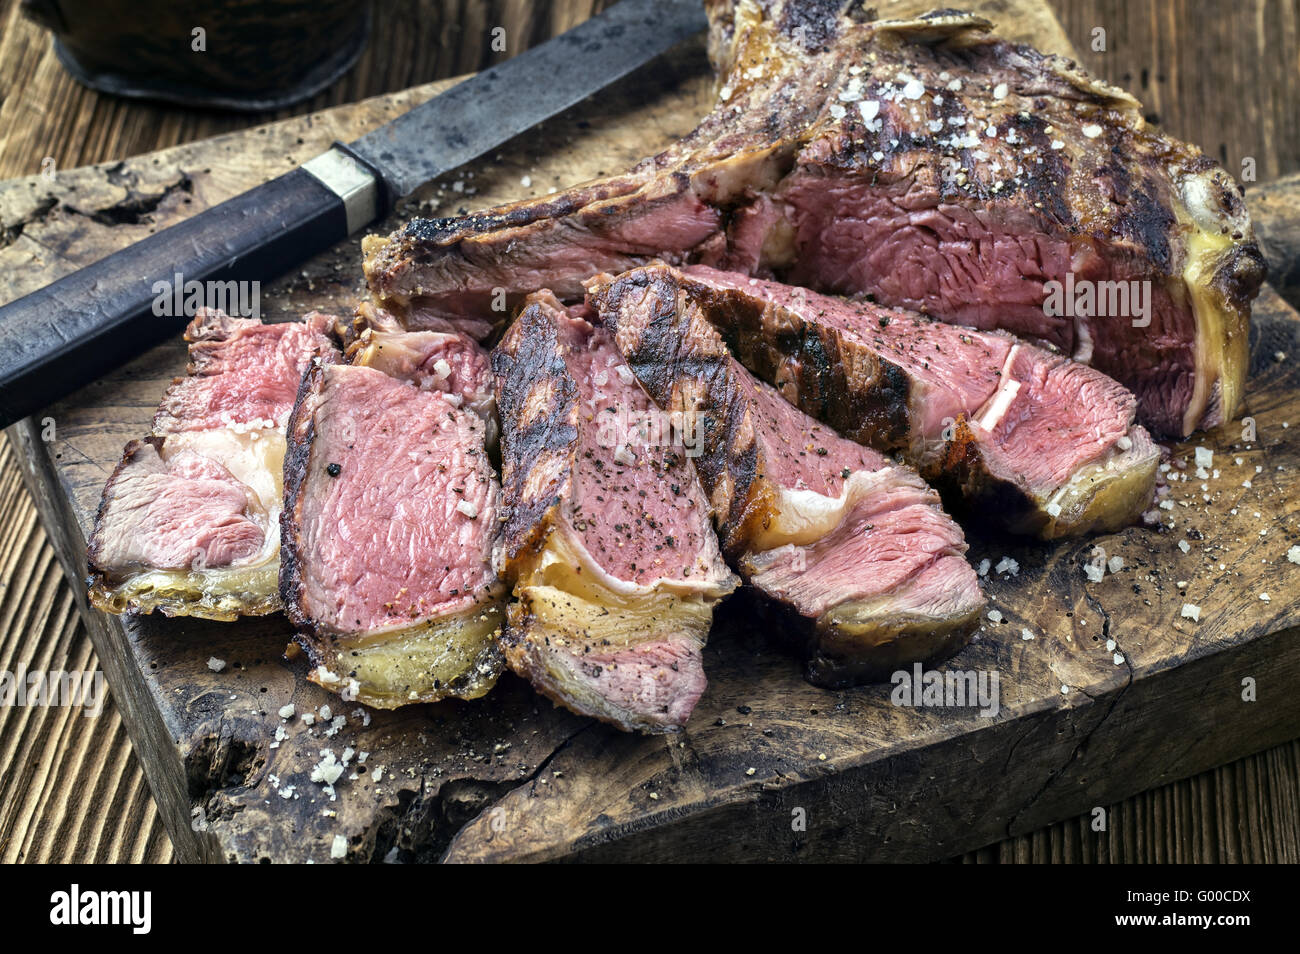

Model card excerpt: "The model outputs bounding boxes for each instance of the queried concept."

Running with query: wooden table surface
[1,0,1298,864]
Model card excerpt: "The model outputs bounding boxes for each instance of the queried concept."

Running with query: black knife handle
[0,166,351,429]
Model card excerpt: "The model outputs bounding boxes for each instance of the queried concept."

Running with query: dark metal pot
[21,0,371,111]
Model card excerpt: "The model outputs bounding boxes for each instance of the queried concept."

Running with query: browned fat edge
[807,606,983,689]
[730,583,981,690]
[490,292,581,568]
[501,599,668,734]
[589,267,774,554]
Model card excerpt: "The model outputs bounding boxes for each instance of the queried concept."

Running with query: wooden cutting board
[5,0,1300,863]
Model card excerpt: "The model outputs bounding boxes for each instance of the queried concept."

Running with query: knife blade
[0,0,707,430]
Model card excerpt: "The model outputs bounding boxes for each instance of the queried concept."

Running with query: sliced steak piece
[363,0,1263,438]
[673,265,1159,537]
[590,270,983,687]
[280,338,505,708]
[492,292,737,732]
[88,310,336,620]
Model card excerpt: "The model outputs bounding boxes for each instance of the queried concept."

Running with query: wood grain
[1,0,1299,863]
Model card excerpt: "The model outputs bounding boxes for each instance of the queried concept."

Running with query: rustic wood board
[5,0,1300,863]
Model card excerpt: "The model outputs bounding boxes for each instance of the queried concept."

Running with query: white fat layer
[165,428,284,515]
[974,346,1024,433]
[1072,316,1094,364]
[757,468,913,550]
[536,521,735,601]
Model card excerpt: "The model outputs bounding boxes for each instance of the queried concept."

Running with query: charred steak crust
[591,267,984,686]
[278,359,326,638]
[674,274,916,454]
[365,0,1264,438]
[492,292,737,732]
[490,294,580,565]
[586,268,775,553]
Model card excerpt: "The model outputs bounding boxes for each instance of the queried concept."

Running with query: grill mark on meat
[591,266,983,686]
[492,292,737,732]
[659,264,1159,537]
[492,300,580,564]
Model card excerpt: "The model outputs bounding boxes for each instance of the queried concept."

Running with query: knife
[0,0,707,430]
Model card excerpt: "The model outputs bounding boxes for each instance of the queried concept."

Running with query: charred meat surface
[672,265,1159,537]
[280,332,504,708]
[364,0,1263,438]
[88,310,336,620]
[591,268,983,686]
[492,292,737,731]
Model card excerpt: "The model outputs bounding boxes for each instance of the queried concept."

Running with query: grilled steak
[591,268,983,686]
[492,292,738,732]
[280,330,504,708]
[88,310,336,620]
[663,265,1158,537]
[364,1,1263,438]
